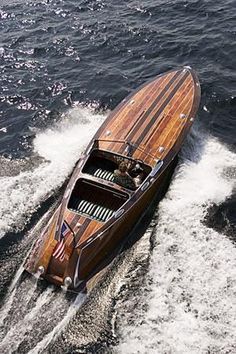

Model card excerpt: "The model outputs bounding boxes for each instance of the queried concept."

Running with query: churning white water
[0,287,54,353]
[116,130,236,354]
[28,292,87,354]
[0,106,104,352]
[0,106,105,238]
[1,108,236,353]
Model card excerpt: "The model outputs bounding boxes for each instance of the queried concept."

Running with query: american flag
[52,222,70,262]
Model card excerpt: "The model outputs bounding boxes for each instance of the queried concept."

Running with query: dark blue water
[0,1,236,353]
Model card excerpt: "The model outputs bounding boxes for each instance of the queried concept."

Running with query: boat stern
[24,210,81,290]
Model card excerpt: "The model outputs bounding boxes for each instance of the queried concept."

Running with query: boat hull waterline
[24,67,201,290]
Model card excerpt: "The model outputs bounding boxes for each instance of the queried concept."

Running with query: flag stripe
[53,240,65,258]
[55,245,65,259]
[59,253,65,262]
[53,240,63,256]
[52,221,71,261]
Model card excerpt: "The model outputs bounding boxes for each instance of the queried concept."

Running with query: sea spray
[116,133,236,354]
[28,292,87,354]
[0,287,54,354]
[0,106,106,239]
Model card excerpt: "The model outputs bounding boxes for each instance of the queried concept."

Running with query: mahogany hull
[24,67,201,290]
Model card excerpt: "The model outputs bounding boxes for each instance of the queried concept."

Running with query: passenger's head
[119,161,128,173]
[134,162,143,172]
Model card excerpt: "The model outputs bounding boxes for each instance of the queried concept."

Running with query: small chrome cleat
[64,277,72,287]
[61,277,72,292]
[158,146,165,153]
[38,265,45,275]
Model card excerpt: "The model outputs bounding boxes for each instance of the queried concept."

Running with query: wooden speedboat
[24,67,201,290]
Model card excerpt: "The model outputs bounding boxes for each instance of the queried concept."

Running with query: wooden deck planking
[102,89,156,153]
[160,94,194,158]
[107,80,160,135]
[120,72,177,141]
[98,79,159,152]
[129,75,194,164]
[99,73,170,139]
[144,77,194,148]
[104,70,196,160]
[138,85,194,165]
[98,71,178,154]
[144,79,194,151]
[125,70,187,153]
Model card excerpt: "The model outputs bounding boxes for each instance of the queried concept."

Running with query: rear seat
[70,199,114,222]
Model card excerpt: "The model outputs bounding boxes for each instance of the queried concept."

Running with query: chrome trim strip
[150,160,163,177]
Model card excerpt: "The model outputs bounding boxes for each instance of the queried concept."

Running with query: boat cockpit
[67,149,152,223]
[82,149,151,187]
[68,179,129,222]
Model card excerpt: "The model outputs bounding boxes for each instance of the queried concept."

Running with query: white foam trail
[0,287,54,354]
[117,135,236,354]
[29,292,87,354]
[8,265,24,293]
[0,272,39,336]
[0,106,106,238]
[0,288,17,328]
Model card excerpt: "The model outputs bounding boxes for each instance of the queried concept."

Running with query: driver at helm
[113,162,136,190]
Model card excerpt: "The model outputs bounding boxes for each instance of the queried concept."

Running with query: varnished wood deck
[95,67,200,167]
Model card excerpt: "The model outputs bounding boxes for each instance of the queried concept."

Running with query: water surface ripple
[0,0,235,353]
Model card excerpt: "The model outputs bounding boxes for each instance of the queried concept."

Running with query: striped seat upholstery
[71,199,114,222]
[86,166,115,182]
[94,168,114,182]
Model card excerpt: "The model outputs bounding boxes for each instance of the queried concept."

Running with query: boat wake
[0,105,105,293]
[1,107,236,353]
[0,106,104,353]
[0,273,86,354]
[0,106,105,239]
[115,127,236,354]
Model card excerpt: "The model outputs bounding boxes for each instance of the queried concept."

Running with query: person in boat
[130,162,144,187]
[114,161,136,190]
[134,171,144,187]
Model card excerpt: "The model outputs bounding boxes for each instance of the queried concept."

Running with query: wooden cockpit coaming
[72,161,164,250]
[68,178,129,222]
[71,128,192,253]
[61,136,186,250]
[82,149,152,180]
